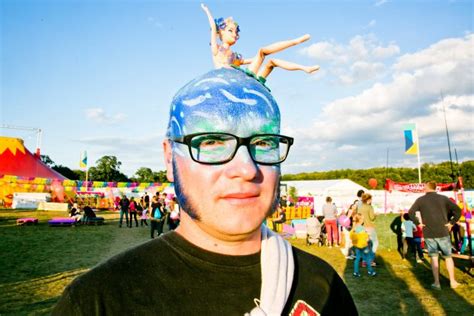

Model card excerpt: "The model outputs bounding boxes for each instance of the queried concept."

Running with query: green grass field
[0,210,472,315]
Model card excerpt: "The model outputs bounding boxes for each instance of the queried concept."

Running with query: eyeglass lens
[189,134,289,164]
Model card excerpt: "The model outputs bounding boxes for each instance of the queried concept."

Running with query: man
[53,68,357,315]
[390,211,404,259]
[271,206,287,232]
[118,195,129,228]
[143,192,150,208]
[408,180,462,290]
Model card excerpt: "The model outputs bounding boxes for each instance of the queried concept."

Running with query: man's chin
[214,222,263,240]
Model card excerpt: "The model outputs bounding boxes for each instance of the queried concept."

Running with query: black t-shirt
[53,231,357,315]
[408,192,462,238]
[120,198,130,211]
[83,206,96,218]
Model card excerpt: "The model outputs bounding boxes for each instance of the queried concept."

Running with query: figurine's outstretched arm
[201,3,218,56]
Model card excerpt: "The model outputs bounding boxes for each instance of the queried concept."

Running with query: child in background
[402,213,417,261]
[350,213,376,277]
[341,201,358,259]
[413,223,425,263]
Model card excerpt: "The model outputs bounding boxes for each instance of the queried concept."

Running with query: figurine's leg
[247,34,311,75]
[258,58,320,78]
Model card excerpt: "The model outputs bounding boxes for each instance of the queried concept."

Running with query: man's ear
[163,139,174,182]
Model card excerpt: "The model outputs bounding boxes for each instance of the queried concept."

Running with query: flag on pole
[404,123,419,155]
[80,151,88,169]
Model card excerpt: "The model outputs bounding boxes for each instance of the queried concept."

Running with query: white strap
[245,225,294,316]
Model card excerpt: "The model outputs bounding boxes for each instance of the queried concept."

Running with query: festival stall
[0,174,171,210]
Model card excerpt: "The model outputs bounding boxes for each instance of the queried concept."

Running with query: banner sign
[385,179,457,193]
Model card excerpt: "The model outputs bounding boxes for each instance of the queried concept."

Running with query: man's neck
[175,213,262,256]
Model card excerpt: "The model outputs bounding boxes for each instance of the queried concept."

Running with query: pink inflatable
[338,215,351,228]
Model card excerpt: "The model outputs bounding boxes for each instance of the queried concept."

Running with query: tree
[281,160,474,189]
[52,165,79,180]
[88,156,129,182]
[153,170,168,183]
[135,167,155,182]
[288,186,298,205]
[72,169,86,180]
[39,155,78,180]
[459,161,474,189]
[40,155,55,167]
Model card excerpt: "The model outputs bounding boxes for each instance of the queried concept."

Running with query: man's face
[164,69,282,239]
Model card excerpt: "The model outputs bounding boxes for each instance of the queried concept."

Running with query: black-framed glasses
[170,132,294,165]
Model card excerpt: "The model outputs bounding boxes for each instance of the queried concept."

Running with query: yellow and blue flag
[404,123,419,155]
[80,151,88,169]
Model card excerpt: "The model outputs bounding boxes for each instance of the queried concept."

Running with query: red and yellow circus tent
[0,137,66,180]
[0,136,172,208]
[0,137,66,207]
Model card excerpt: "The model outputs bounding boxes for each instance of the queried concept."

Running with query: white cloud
[338,144,358,151]
[374,0,388,7]
[365,20,377,29]
[289,34,474,172]
[85,108,126,124]
[373,43,400,59]
[147,17,163,28]
[393,34,473,73]
[300,34,400,84]
[76,133,166,176]
[339,61,385,84]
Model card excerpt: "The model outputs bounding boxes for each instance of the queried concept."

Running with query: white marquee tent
[281,179,367,215]
[281,179,474,215]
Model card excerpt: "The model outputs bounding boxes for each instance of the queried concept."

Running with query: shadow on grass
[0,268,87,315]
[403,254,474,314]
[344,249,474,315]
[0,213,152,314]
[343,253,430,315]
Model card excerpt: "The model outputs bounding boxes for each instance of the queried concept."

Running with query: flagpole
[415,124,421,183]
[85,166,89,191]
[384,147,389,214]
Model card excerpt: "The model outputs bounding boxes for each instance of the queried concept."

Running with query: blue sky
[2,0,473,178]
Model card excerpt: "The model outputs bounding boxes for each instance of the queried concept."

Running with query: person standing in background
[408,181,462,290]
[322,196,338,247]
[357,193,378,263]
[118,195,130,228]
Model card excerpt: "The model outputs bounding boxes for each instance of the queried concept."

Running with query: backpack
[153,207,163,220]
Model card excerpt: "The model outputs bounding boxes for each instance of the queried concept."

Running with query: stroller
[306,216,326,246]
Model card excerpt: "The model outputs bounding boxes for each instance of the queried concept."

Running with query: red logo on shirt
[289,300,320,316]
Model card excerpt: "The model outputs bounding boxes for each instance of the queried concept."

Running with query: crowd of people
[68,191,181,237]
[273,183,467,285]
[115,192,181,238]
[316,190,379,276]
[68,202,98,224]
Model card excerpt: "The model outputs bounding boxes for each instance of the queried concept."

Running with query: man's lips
[221,192,260,203]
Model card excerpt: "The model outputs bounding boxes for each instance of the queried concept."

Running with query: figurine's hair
[215,17,240,40]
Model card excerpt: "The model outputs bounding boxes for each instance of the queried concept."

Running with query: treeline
[281,160,474,190]
[41,155,168,183]
[42,155,473,190]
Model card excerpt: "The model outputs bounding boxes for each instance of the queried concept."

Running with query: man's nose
[223,145,258,180]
